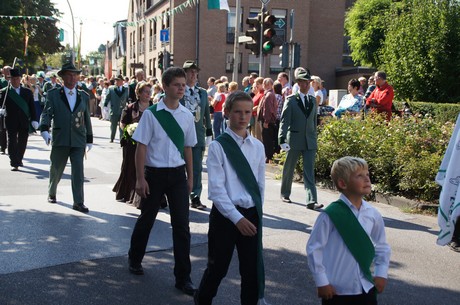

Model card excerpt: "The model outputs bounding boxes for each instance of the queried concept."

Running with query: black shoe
[128,259,144,275]
[281,196,291,203]
[19,162,23,167]
[110,139,114,143]
[449,240,460,252]
[48,195,57,203]
[306,202,324,210]
[191,198,207,210]
[1,150,5,155]
[73,203,89,213]
[10,166,18,171]
[175,280,196,296]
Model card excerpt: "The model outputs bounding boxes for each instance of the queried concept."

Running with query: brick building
[124,0,348,88]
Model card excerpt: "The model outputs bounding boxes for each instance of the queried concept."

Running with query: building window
[225,52,242,73]
[271,9,287,46]
[269,54,283,74]
[248,54,259,73]
[227,7,243,44]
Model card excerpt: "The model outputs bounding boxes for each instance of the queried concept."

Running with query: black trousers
[128,165,192,283]
[262,123,276,161]
[7,127,28,167]
[0,128,6,152]
[196,206,259,305]
[322,287,377,305]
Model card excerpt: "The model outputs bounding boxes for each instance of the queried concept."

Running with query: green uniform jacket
[43,81,62,95]
[39,87,93,147]
[180,86,212,147]
[278,93,317,151]
[104,85,128,116]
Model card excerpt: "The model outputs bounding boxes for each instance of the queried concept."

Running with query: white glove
[31,121,39,130]
[41,131,51,145]
[280,143,291,152]
[86,144,93,152]
[0,108,6,116]
[205,136,213,146]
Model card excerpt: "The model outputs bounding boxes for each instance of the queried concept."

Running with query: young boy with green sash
[307,156,391,305]
[194,91,268,305]
[127,67,198,296]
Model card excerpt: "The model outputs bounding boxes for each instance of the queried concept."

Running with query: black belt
[145,165,185,172]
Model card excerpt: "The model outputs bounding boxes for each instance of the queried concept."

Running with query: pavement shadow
[383,216,438,236]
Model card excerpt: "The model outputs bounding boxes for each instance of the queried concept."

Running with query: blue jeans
[212,112,223,138]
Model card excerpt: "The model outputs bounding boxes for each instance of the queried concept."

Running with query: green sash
[324,199,375,283]
[8,87,31,119]
[149,103,184,159]
[215,132,265,299]
[8,87,33,132]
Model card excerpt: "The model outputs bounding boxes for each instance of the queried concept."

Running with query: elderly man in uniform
[180,60,212,210]
[39,62,93,213]
[0,68,38,171]
[278,68,323,210]
[104,74,128,143]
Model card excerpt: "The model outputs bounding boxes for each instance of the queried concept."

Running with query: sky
[53,0,129,56]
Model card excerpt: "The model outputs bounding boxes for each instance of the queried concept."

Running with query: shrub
[275,112,455,203]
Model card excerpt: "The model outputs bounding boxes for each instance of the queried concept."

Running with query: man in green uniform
[104,74,128,143]
[278,68,323,210]
[0,65,12,154]
[128,69,145,103]
[180,60,212,210]
[39,62,93,213]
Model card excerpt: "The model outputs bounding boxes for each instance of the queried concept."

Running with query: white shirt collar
[156,98,188,114]
[64,86,76,95]
[225,127,253,147]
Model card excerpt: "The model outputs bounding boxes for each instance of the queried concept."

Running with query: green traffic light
[263,41,275,54]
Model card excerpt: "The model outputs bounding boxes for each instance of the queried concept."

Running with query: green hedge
[275,112,456,203]
[393,101,460,123]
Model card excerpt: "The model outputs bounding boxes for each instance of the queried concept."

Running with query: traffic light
[245,14,261,56]
[164,51,173,69]
[279,42,289,69]
[158,52,164,70]
[262,12,276,55]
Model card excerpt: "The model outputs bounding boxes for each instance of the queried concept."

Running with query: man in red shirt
[366,71,394,120]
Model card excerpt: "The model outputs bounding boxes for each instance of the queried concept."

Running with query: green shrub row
[274,112,456,203]
[393,101,460,123]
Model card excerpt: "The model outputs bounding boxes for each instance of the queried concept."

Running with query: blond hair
[331,156,368,191]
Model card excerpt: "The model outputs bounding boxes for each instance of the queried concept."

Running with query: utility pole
[232,0,241,82]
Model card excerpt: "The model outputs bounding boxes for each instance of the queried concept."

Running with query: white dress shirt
[306,193,391,295]
[64,86,77,112]
[132,98,197,168]
[207,128,265,224]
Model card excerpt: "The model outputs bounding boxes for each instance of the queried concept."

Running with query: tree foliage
[344,0,393,67]
[0,0,61,68]
[381,0,460,102]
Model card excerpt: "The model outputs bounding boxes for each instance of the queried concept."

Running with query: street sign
[275,18,285,29]
[160,29,169,42]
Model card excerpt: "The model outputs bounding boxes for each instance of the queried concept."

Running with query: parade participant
[127,67,197,296]
[104,74,128,143]
[112,81,152,206]
[278,69,323,210]
[194,91,267,305]
[307,156,391,305]
[0,68,38,171]
[128,69,145,103]
[39,62,93,213]
[43,72,61,95]
[257,78,277,163]
[0,65,12,154]
[179,60,212,210]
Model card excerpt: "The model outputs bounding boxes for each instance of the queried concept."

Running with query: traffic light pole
[259,5,265,76]
[288,9,294,83]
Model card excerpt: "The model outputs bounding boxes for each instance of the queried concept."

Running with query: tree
[344,0,394,67]
[381,0,460,102]
[0,0,61,68]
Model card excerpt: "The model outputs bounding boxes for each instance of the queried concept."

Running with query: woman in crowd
[112,81,153,207]
[211,83,226,138]
[334,78,363,118]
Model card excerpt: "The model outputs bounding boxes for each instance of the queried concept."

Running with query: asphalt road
[0,118,458,305]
